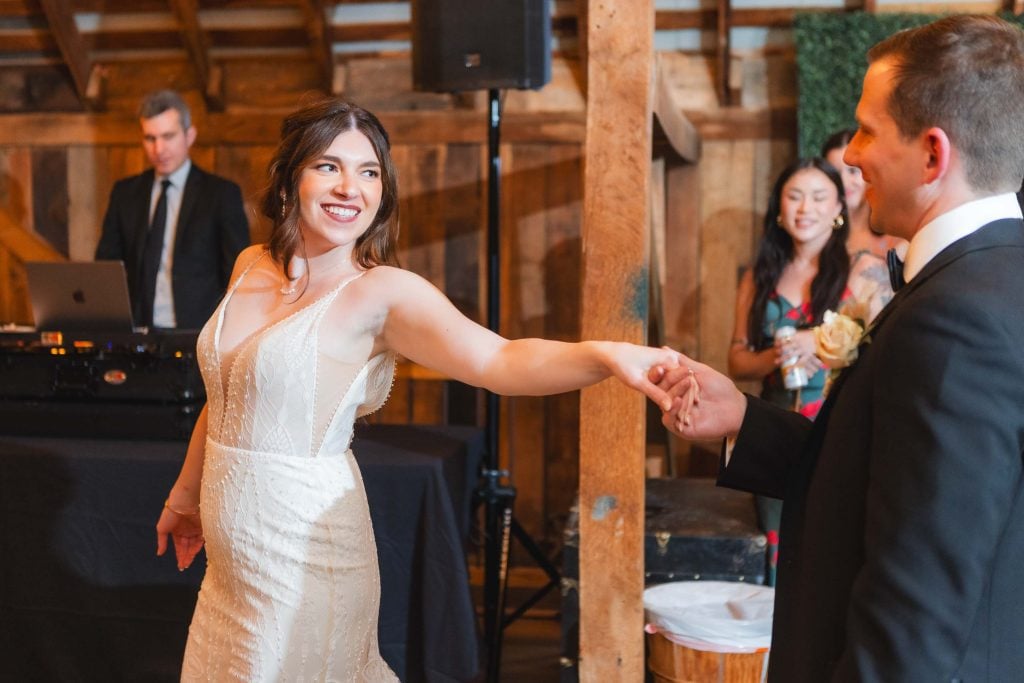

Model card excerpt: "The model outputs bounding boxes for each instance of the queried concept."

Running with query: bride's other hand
[156,504,204,571]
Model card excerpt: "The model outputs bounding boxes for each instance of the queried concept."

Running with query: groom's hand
[651,359,747,441]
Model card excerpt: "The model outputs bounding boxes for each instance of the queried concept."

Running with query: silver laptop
[25,261,136,332]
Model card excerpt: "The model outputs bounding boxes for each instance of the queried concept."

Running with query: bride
[154,98,683,681]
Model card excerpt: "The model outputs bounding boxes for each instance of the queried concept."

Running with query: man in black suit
[95,90,249,329]
[655,15,1024,681]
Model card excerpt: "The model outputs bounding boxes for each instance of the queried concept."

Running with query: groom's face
[845,58,928,241]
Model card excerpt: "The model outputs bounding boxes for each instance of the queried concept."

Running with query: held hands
[156,500,204,571]
[647,356,747,440]
[600,342,685,412]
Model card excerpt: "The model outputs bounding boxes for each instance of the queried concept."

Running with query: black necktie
[140,178,171,327]
[886,248,904,292]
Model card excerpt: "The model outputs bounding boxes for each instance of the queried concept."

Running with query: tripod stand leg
[483,488,514,682]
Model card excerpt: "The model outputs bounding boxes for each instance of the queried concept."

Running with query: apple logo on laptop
[72,289,86,304]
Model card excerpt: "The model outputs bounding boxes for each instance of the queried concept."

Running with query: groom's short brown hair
[869,14,1024,193]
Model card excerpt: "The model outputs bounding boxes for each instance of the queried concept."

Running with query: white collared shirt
[150,159,192,328]
[902,193,1023,284]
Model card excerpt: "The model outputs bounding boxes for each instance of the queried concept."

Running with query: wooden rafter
[37,0,104,110]
[170,0,223,111]
[653,55,701,164]
[298,0,336,93]
[716,0,732,106]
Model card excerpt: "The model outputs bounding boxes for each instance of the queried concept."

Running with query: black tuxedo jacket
[722,218,1024,681]
[95,164,250,329]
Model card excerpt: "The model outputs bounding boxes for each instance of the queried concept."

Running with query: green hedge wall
[794,12,1024,157]
[794,12,937,157]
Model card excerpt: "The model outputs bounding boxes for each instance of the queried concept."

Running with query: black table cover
[0,423,483,682]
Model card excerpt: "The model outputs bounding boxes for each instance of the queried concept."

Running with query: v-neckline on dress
[212,252,366,403]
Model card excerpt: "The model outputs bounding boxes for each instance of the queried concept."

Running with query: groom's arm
[718,395,812,500]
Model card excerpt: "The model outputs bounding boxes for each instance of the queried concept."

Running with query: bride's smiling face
[296,128,383,256]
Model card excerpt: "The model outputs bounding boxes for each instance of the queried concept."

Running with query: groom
[656,15,1024,681]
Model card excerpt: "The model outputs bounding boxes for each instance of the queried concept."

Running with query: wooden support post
[578,0,655,680]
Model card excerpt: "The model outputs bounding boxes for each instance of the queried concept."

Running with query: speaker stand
[476,88,562,683]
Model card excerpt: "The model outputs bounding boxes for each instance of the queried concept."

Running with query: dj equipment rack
[0,329,204,440]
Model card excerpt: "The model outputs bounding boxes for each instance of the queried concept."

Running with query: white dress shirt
[902,192,1023,284]
[150,159,191,328]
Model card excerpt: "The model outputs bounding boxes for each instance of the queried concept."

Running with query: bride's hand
[600,342,682,412]
[156,504,205,571]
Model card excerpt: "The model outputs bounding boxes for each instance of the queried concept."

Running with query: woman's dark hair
[820,128,856,158]
[747,157,850,346]
[261,98,400,280]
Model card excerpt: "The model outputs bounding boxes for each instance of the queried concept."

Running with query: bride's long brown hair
[261,98,400,283]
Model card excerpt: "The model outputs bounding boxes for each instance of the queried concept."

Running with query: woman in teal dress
[727,158,850,585]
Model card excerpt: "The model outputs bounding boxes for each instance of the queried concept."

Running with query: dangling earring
[280,190,287,220]
[832,215,845,230]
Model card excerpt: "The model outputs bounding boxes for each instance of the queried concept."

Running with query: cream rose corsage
[814,310,867,396]
[814,310,864,370]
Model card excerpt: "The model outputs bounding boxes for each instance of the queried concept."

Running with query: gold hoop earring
[832,215,845,230]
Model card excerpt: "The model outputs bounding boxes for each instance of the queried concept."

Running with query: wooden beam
[0,110,587,146]
[0,107,795,147]
[37,0,103,110]
[575,0,588,91]
[170,0,223,111]
[716,0,732,106]
[653,54,701,163]
[298,0,334,92]
[0,210,63,263]
[578,0,653,680]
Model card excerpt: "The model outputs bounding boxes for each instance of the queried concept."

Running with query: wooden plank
[297,0,334,90]
[715,0,731,106]
[698,140,754,374]
[684,105,796,141]
[212,143,269,243]
[30,147,68,256]
[0,208,63,262]
[398,143,447,424]
[0,110,587,146]
[0,147,34,231]
[654,54,701,163]
[37,0,100,109]
[66,145,106,260]
[542,143,583,540]
[578,0,653,679]
[504,142,553,550]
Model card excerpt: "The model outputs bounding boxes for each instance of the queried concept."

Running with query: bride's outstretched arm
[375,268,682,410]
[156,404,208,570]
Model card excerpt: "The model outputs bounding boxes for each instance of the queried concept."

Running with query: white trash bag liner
[643,581,774,653]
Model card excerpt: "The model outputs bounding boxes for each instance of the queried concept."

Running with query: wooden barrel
[647,631,768,683]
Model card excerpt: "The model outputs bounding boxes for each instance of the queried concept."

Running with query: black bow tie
[886,248,904,292]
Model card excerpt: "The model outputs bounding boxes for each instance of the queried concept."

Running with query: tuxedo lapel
[796,217,1024,477]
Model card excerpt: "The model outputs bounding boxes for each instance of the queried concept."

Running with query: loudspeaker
[411,0,551,92]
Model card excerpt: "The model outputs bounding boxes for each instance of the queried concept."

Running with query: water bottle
[775,325,808,390]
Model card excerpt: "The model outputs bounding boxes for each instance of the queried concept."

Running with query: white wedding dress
[182,257,399,682]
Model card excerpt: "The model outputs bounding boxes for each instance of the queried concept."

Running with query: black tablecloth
[0,423,483,682]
